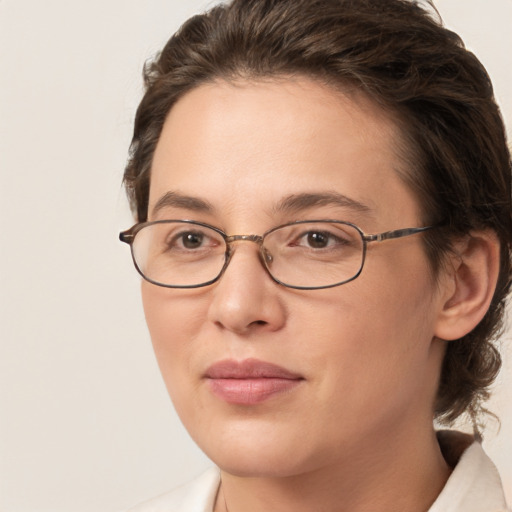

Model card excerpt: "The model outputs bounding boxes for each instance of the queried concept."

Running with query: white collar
[428,436,509,512]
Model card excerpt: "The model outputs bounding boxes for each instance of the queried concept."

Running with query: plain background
[1,1,511,510]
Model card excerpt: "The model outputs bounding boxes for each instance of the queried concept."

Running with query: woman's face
[142,78,447,477]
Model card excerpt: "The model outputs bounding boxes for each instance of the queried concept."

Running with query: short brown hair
[124,0,512,425]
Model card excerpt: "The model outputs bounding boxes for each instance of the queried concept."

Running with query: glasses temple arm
[364,225,434,243]
[119,231,135,244]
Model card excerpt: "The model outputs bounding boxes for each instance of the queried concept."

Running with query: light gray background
[1,1,511,511]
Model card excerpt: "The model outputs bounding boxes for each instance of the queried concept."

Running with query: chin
[212,450,314,479]
[189,418,327,479]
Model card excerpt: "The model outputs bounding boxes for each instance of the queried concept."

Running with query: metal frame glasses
[119,219,434,290]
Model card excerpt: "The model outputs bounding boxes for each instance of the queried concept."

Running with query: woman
[119,0,511,510]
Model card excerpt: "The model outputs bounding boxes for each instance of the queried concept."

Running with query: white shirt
[127,437,510,512]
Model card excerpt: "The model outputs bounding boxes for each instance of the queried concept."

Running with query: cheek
[303,258,438,411]
[141,283,209,393]
[142,282,208,340]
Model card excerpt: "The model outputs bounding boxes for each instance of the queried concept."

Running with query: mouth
[204,358,304,405]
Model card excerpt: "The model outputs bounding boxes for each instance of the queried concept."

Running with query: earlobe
[434,231,500,341]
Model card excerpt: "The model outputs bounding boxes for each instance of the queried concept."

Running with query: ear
[434,230,500,341]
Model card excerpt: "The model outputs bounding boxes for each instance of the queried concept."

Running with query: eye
[157,224,224,254]
[295,230,348,249]
[167,229,222,252]
[179,231,205,249]
[305,231,332,248]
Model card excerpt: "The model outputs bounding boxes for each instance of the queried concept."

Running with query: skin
[141,77,492,511]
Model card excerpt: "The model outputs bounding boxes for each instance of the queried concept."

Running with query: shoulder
[125,467,220,512]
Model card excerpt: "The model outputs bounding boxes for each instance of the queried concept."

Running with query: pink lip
[204,359,304,405]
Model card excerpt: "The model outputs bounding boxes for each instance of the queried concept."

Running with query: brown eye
[306,232,330,248]
[181,232,204,249]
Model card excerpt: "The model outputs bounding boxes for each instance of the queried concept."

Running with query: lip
[204,358,304,405]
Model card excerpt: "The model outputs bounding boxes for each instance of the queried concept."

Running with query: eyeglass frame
[119,219,436,290]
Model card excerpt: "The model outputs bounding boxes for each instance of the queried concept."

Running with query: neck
[216,426,451,512]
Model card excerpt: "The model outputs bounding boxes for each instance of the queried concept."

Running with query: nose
[206,242,287,335]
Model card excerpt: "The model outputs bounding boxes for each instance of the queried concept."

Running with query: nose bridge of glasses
[224,234,273,268]
[225,234,264,245]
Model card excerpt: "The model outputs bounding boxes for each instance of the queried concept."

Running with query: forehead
[149,77,420,229]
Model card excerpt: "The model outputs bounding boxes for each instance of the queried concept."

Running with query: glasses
[119,219,434,290]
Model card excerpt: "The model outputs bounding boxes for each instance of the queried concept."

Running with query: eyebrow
[151,190,373,219]
[151,191,215,216]
[273,192,374,216]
